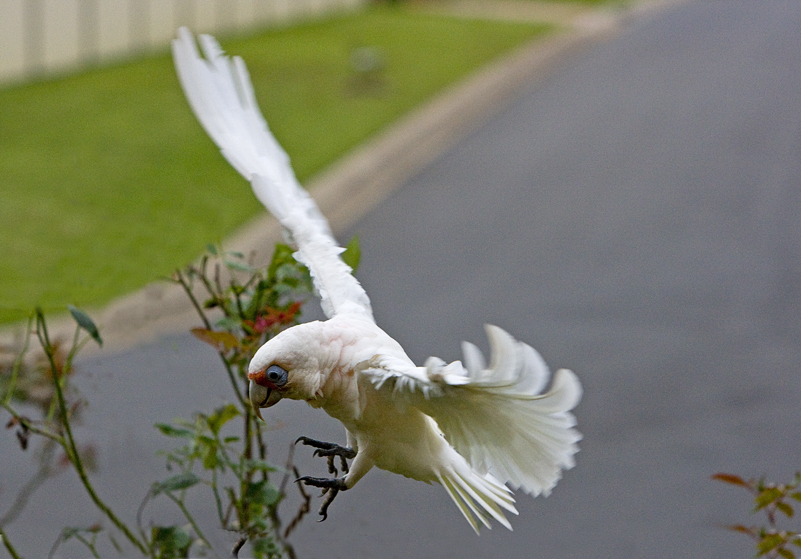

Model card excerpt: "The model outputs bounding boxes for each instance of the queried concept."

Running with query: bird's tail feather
[436,466,518,534]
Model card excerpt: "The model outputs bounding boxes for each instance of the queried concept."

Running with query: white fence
[0,0,365,85]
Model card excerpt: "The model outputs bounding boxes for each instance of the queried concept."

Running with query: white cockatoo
[172,27,582,533]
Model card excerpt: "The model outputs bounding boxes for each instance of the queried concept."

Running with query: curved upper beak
[249,380,283,420]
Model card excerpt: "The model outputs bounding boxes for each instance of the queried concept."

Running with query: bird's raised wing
[172,27,373,320]
[368,325,582,497]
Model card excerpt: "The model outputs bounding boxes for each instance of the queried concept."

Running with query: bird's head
[247,323,327,419]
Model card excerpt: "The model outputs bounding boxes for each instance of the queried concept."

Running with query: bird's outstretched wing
[172,27,373,320]
[368,325,582,497]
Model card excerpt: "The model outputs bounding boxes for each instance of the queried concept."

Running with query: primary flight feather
[172,27,582,533]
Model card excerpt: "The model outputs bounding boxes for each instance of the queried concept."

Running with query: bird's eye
[265,364,288,386]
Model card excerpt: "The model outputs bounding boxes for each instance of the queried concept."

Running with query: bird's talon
[295,475,346,489]
[295,475,347,520]
[318,486,340,521]
[296,436,355,475]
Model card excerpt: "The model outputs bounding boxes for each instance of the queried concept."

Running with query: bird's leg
[294,437,359,520]
[295,436,357,475]
[295,448,373,522]
[295,476,348,521]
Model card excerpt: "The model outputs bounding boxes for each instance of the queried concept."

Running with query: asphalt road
[4,0,801,557]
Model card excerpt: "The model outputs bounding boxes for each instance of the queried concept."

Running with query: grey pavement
[4,0,801,557]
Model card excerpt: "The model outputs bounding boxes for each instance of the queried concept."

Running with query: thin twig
[0,438,58,527]
[1,315,33,406]
[211,469,226,527]
[48,529,102,559]
[278,443,296,497]
[36,311,147,555]
[283,466,311,540]
[0,527,23,559]
[165,492,214,553]
[176,268,247,407]
[214,262,224,300]
[1,404,64,444]
[175,270,213,331]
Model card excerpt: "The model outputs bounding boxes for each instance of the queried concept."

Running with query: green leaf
[778,549,795,559]
[155,423,194,439]
[758,533,785,556]
[755,487,784,511]
[791,492,801,503]
[151,525,193,555]
[268,244,298,277]
[62,525,102,541]
[207,403,240,435]
[273,283,296,295]
[202,444,218,470]
[778,502,795,518]
[67,305,102,346]
[197,435,216,446]
[341,235,361,272]
[225,260,254,273]
[245,480,282,507]
[244,459,278,473]
[214,316,241,331]
[252,536,280,556]
[206,244,218,256]
[153,473,200,495]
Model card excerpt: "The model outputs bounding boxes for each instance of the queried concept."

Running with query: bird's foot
[296,476,348,521]
[295,436,356,475]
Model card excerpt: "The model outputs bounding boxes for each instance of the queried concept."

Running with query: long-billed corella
[171,27,582,533]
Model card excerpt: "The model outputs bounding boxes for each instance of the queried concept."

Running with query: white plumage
[172,27,582,533]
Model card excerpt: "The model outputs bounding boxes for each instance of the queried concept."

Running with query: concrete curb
[3,0,680,357]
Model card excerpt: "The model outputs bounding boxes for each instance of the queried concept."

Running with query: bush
[1,243,320,558]
[714,472,801,558]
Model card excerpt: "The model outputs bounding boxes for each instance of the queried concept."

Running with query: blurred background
[4,0,801,558]
[0,0,551,324]
[0,0,365,84]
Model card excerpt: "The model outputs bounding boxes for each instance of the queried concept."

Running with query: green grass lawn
[0,5,549,323]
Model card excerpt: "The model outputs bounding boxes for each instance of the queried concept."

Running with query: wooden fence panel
[0,0,365,85]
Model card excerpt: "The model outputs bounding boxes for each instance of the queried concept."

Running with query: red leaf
[712,473,750,487]
[727,524,756,536]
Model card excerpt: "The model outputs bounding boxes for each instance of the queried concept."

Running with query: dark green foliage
[1,240,331,557]
[150,526,193,559]
[341,235,362,272]
[67,305,103,346]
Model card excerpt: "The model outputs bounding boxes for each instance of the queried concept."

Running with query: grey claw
[295,476,347,520]
[295,436,356,475]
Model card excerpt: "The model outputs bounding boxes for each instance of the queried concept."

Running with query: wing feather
[367,325,582,496]
[172,27,372,320]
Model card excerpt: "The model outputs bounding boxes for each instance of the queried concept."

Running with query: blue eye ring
[265,364,288,387]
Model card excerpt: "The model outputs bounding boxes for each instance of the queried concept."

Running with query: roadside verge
[3,0,680,356]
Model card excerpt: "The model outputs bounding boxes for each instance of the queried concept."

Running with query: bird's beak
[249,379,283,420]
